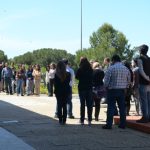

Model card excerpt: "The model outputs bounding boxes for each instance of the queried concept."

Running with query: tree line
[0,23,135,69]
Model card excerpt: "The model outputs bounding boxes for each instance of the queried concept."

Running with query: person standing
[76,57,93,125]
[54,61,71,125]
[26,65,34,96]
[49,63,56,96]
[62,59,75,118]
[131,58,141,115]
[136,44,150,123]
[1,63,13,95]
[16,65,24,96]
[0,63,3,92]
[45,65,51,96]
[102,55,130,129]
[11,62,17,94]
[92,62,105,121]
[32,64,41,96]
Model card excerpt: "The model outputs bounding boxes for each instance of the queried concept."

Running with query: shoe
[62,121,66,125]
[79,120,84,125]
[68,115,75,119]
[118,125,126,129]
[136,117,149,123]
[102,125,112,129]
[95,117,99,121]
[88,121,92,126]
[54,114,58,118]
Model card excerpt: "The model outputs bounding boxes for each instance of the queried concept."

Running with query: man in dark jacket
[136,44,150,123]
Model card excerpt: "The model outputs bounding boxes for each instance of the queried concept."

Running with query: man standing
[136,44,150,123]
[102,55,130,129]
[63,59,75,118]
[1,63,13,95]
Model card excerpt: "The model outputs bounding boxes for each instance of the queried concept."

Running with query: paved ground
[0,93,150,150]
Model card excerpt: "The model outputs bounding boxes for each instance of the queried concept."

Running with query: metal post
[81,0,82,51]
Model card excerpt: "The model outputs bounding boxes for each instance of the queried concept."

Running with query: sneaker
[118,125,126,129]
[88,121,92,126]
[68,115,75,119]
[79,120,84,125]
[95,117,99,121]
[102,125,112,129]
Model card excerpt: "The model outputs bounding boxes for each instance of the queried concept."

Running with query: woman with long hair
[54,61,71,125]
[76,57,93,125]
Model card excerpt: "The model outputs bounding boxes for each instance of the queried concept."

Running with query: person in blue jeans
[136,44,150,123]
[102,55,130,129]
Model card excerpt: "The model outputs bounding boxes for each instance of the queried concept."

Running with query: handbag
[92,85,106,99]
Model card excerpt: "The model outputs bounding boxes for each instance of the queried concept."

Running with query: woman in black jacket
[76,57,93,125]
[92,62,105,121]
[54,61,71,125]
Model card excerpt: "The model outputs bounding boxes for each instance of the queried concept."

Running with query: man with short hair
[62,59,75,118]
[102,55,130,129]
[136,44,150,123]
[1,63,13,95]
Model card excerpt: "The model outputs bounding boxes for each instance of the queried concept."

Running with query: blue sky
[0,0,150,58]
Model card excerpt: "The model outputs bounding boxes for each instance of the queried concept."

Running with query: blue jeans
[4,77,12,94]
[67,87,73,116]
[17,79,23,95]
[79,89,93,122]
[139,85,150,120]
[106,89,126,128]
[26,79,34,95]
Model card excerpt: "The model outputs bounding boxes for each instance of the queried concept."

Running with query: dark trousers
[56,95,67,123]
[106,89,126,128]
[79,89,93,122]
[93,97,101,119]
[50,79,54,96]
[46,82,51,96]
[4,77,12,94]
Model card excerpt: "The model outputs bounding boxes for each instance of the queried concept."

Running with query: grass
[40,83,78,95]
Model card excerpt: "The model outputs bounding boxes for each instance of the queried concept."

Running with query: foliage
[76,23,135,65]
[0,50,7,62]
[12,48,76,68]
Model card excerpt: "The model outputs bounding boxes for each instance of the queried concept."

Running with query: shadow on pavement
[0,99,106,150]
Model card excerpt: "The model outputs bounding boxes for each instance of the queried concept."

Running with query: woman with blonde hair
[92,62,105,121]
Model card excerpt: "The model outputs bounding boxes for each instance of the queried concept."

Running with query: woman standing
[49,63,56,96]
[54,61,71,125]
[76,57,93,125]
[26,65,34,96]
[45,65,51,96]
[92,62,105,121]
[32,64,41,96]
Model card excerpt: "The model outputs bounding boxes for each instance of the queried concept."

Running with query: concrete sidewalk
[0,93,150,150]
[0,127,35,150]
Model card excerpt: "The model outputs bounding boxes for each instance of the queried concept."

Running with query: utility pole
[81,0,82,51]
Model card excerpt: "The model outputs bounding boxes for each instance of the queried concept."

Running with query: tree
[76,23,134,64]
[12,48,76,68]
[0,50,7,62]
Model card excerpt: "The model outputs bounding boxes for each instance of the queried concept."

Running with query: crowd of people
[0,44,150,128]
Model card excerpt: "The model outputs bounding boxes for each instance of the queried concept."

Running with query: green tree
[76,23,134,64]
[0,50,7,62]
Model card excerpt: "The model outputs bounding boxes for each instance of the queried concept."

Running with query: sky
[0,0,150,59]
